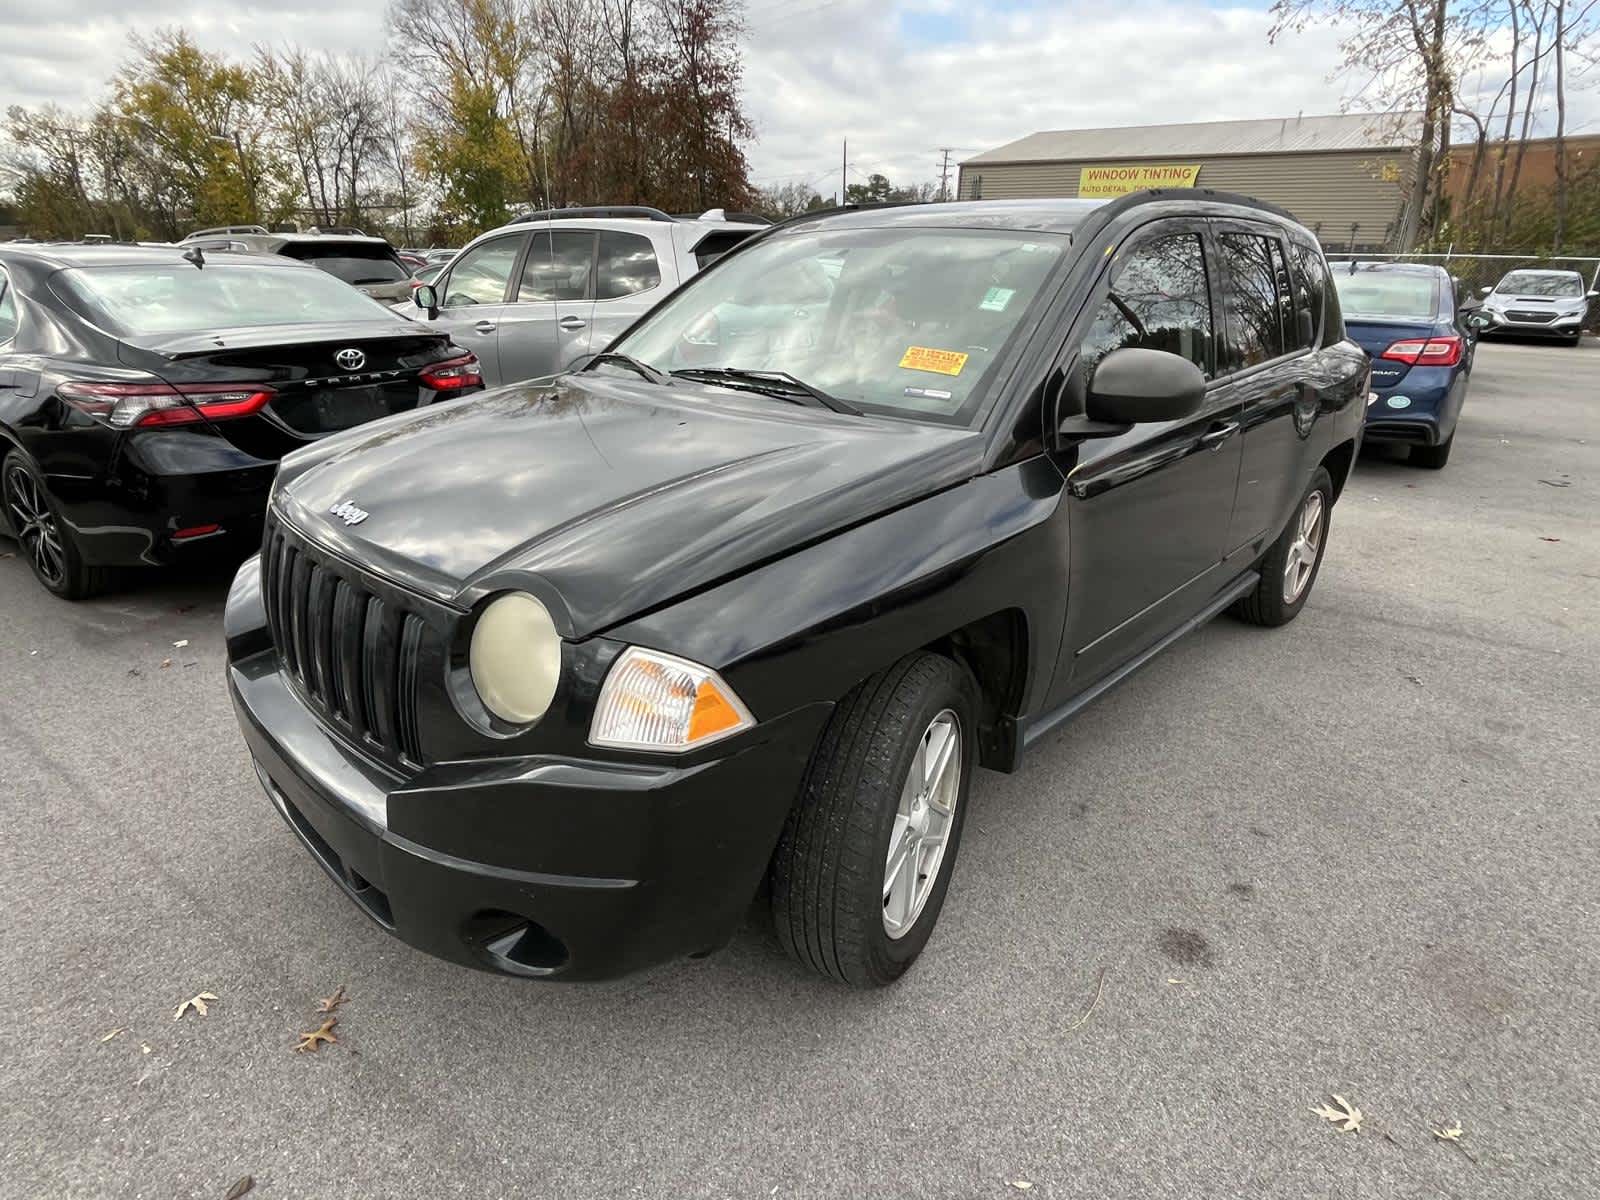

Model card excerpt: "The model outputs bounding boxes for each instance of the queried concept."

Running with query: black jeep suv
[225,190,1368,986]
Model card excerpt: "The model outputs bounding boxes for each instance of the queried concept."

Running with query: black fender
[604,455,1071,735]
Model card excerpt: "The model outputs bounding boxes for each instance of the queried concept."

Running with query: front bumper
[227,570,829,980]
[1478,310,1586,337]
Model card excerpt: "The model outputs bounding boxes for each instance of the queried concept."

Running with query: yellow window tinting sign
[899,346,969,376]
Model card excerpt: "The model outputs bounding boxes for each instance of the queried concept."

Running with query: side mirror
[1479,285,1493,296]
[414,283,439,319]
[1464,311,1492,332]
[1083,347,1206,427]
[1587,290,1599,300]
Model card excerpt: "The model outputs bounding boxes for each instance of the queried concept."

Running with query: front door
[498,229,596,384]
[429,232,528,387]
[1047,222,1245,698]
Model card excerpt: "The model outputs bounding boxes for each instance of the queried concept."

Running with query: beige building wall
[957,149,1418,249]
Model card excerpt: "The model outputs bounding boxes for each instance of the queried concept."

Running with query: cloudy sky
[2,0,1592,197]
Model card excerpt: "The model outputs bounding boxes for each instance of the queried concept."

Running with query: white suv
[409,207,769,387]
[1476,268,1597,346]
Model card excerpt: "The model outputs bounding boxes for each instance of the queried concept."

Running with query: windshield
[1333,269,1438,320]
[281,242,410,285]
[1496,271,1583,298]
[56,263,399,335]
[610,226,1068,424]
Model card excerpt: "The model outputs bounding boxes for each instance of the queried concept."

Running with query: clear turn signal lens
[590,648,754,751]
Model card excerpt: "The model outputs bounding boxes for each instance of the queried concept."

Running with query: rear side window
[1219,232,1290,368]
[1289,240,1328,347]
[596,231,662,300]
[280,242,409,285]
[519,230,593,301]
[1077,232,1214,378]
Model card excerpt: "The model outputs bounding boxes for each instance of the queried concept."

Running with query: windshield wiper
[586,352,672,385]
[671,367,861,415]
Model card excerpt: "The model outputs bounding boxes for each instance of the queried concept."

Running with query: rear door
[1215,222,1320,555]
[583,229,670,356]
[497,229,595,383]
[429,232,529,386]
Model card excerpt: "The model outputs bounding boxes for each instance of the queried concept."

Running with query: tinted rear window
[55,263,396,334]
[280,242,409,285]
[1333,270,1439,320]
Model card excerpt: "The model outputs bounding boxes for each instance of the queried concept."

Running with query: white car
[1476,268,1597,345]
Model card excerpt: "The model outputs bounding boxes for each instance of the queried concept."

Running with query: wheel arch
[920,608,1030,773]
[1321,437,1357,503]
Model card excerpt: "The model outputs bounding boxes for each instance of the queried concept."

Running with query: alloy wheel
[882,709,961,939]
[4,462,67,588]
[1282,489,1325,604]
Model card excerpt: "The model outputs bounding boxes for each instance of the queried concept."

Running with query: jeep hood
[273,373,984,635]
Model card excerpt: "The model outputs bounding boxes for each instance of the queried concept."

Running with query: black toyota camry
[0,244,482,598]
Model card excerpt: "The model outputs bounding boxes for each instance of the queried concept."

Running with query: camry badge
[335,347,367,371]
[329,500,369,526]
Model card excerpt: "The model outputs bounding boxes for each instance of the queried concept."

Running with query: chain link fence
[1324,251,1600,332]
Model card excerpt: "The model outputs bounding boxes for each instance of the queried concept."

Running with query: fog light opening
[466,909,569,975]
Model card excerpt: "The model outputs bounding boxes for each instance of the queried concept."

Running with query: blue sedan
[1332,262,1474,469]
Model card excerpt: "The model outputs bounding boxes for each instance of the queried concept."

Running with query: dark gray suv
[178,228,415,303]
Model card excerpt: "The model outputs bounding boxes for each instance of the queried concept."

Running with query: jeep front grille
[260,516,431,769]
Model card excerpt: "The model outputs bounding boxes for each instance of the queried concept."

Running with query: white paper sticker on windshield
[980,287,1015,313]
[904,386,953,401]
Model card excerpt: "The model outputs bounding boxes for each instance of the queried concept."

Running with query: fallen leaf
[173,639,189,648]
[1008,1183,1033,1192]
[1539,536,1561,543]
[316,985,348,1014]
[223,1175,255,1200]
[1311,1094,1363,1133]
[295,1018,338,1053]
[99,1026,127,1042]
[160,658,173,669]
[173,992,219,1021]
[1433,1123,1463,1142]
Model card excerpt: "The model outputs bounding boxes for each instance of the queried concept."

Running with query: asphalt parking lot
[3,338,1597,1199]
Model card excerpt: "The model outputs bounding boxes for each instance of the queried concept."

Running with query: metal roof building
[958,112,1424,252]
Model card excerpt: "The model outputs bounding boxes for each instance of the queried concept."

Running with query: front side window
[518,231,593,302]
[1220,232,1289,368]
[1077,232,1213,378]
[610,226,1068,424]
[1496,271,1583,298]
[442,236,522,307]
[596,231,662,300]
[54,264,394,334]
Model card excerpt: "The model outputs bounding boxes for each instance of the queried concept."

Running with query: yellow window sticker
[899,346,969,376]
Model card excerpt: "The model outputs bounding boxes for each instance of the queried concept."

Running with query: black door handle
[1200,420,1240,449]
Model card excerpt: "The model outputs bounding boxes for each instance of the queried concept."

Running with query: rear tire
[2,450,110,601]
[1410,433,1454,470]
[770,652,976,986]
[1232,467,1333,628]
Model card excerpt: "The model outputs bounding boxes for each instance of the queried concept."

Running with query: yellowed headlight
[469,592,561,725]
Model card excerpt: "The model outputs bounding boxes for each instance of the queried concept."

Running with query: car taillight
[1381,335,1463,367]
[419,353,483,391]
[59,381,272,428]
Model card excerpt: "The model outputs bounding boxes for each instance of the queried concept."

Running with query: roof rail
[511,205,676,225]
[185,224,269,239]
[307,225,368,236]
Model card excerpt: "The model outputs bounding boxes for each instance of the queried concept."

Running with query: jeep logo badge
[335,347,367,371]
[329,500,369,526]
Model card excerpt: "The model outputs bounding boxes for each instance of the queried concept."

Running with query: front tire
[1232,467,1333,627]
[2,450,109,600]
[770,652,977,986]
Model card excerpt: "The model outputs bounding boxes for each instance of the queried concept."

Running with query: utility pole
[936,148,953,202]
[840,139,847,205]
